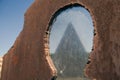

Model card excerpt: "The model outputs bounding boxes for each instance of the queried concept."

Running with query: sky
[50,7,94,53]
[0,0,34,56]
[0,1,94,56]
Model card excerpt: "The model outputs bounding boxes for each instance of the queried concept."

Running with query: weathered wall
[0,57,3,78]
[1,0,120,80]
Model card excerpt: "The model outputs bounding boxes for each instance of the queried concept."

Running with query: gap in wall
[48,4,94,80]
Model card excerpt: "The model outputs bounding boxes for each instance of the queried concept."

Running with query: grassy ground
[57,77,90,80]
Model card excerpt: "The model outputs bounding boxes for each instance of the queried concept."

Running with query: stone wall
[1,0,120,80]
[0,57,3,78]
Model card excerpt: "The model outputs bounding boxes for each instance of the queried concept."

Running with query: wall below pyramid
[1,0,120,80]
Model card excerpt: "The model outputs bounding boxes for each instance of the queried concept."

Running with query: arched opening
[46,3,94,80]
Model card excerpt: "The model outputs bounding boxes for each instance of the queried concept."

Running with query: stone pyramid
[52,23,88,77]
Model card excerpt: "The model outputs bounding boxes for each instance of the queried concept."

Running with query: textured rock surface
[52,23,88,77]
[0,57,3,78]
[1,0,120,80]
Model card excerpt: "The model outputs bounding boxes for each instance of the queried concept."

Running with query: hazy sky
[50,7,94,53]
[0,1,94,56]
[0,0,34,56]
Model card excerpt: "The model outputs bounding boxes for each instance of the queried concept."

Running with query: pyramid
[52,23,88,77]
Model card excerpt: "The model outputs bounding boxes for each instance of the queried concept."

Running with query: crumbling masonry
[1,0,120,80]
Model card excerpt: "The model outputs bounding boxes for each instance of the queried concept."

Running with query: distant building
[0,57,3,78]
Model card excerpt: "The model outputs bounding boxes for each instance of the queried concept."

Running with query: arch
[45,3,95,80]
[1,0,118,80]
[47,3,95,32]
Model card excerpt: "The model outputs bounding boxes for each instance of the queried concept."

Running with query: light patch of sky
[0,0,34,56]
[50,7,94,53]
